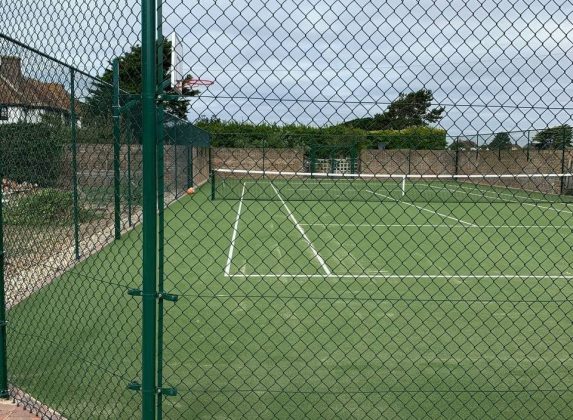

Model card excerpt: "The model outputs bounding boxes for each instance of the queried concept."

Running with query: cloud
[2,0,572,135]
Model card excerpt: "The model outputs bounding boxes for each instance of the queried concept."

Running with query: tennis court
[7,173,573,418]
[163,174,573,417]
[219,171,573,280]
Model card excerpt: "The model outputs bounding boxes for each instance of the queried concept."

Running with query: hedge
[366,126,447,150]
[196,119,447,150]
[0,122,67,187]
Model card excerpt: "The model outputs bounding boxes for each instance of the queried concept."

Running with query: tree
[487,132,512,150]
[531,125,572,150]
[343,89,445,130]
[85,38,198,120]
[448,138,477,151]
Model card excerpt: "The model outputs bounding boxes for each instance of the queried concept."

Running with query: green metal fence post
[70,68,80,260]
[127,122,133,227]
[188,142,193,188]
[350,142,357,174]
[0,142,8,399]
[112,58,122,240]
[156,4,166,418]
[561,126,567,194]
[526,131,530,161]
[211,170,216,200]
[141,0,158,418]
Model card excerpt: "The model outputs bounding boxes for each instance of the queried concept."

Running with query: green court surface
[7,181,573,418]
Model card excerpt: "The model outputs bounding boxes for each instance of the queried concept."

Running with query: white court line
[439,182,573,215]
[271,183,332,275]
[426,183,518,204]
[367,190,478,227]
[301,223,570,229]
[224,182,246,276]
[225,273,573,280]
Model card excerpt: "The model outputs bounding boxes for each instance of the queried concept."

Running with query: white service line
[271,183,332,275]
[225,273,573,280]
[442,182,573,215]
[224,182,246,276]
[367,190,478,227]
[302,223,570,229]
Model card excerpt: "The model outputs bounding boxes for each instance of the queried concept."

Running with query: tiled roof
[0,56,75,112]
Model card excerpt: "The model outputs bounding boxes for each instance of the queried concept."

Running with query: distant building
[0,56,75,124]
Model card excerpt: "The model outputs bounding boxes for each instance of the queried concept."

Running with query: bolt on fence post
[70,68,80,260]
[141,0,158,418]
[112,58,122,240]
[0,148,8,399]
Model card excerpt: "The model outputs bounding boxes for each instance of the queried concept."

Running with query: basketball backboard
[170,32,183,89]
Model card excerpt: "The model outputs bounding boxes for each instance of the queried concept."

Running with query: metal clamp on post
[127,381,176,397]
[127,289,178,302]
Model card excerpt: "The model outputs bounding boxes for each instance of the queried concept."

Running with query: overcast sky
[2,0,572,137]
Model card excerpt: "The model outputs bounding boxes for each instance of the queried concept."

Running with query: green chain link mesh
[1,0,573,419]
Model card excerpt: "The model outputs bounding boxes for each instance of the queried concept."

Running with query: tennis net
[211,169,573,203]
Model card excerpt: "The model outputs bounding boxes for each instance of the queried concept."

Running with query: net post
[454,137,460,175]
[211,170,216,200]
[0,133,8,400]
[310,144,316,177]
[112,58,122,240]
[70,68,80,260]
[401,175,406,197]
[262,138,266,176]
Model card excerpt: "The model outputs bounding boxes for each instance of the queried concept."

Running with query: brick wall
[61,144,210,195]
[361,149,573,194]
[211,147,305,172]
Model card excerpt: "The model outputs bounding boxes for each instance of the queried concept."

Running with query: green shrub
[4,189,98,226]
[366,126,447,150]
[0,122,67,186]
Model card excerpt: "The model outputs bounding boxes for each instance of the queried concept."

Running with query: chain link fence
[1,0,573,419]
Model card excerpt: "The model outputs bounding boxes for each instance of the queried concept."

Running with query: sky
[2,0,572,137]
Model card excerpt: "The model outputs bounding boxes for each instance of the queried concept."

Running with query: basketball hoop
[179,78,214,87]
[173,78,215,95]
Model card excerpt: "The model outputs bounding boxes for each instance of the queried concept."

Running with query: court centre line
[271,183,332,275]
[301,223,570,229]
[224,273,573,280]
[224,182,246,276]
[366,190,478,227]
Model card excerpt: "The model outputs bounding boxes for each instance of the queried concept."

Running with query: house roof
[0,56,76,113]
